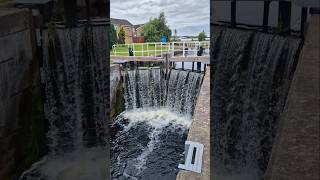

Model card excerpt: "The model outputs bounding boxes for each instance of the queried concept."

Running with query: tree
[198,31,206,41]
[143,12,172,42]
[118,26,125,44]
[109,24,117,49]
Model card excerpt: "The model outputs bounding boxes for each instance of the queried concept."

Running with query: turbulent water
[212,27,301,179]
[111,68,203,180]
[123,68,203,117]
[111,109,190,180]
[19,25,109,180]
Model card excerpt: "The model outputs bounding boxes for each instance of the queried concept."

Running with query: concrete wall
[0,8,46,179]
[110,64,124,118]
[176,67,210,180]
[265,14,319,180]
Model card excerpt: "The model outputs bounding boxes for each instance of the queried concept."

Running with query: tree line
[109,12,206,48]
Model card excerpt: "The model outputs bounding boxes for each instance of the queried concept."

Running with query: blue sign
[162,36,167,44]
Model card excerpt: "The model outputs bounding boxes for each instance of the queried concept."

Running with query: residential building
[133,24,144,43]
[111,18,145,44]
[111,18,134,44]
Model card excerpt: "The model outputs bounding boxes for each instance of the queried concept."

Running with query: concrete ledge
[265,15,319,180]
[176,67,210,180]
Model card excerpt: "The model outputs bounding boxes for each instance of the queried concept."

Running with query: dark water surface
[111,109,191,180]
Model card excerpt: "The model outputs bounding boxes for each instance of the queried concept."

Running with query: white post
[172,42,175,57]
[142,43,144,56]
[133,43,135,56]
[183,41,185,57]
[195,41,197,56]
[147,43,149,56]
[155,43,156,57]
[161,42,163,56]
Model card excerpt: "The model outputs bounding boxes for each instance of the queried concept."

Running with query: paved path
[176,67,210,180]
[265,15,319,180]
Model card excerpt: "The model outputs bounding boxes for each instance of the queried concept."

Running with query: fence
[111,41,210,57]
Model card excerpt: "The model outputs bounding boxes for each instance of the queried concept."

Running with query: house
[111,18,134,44]
[133,24,144,43]
[133,24,144,37]
[111,18,145,44]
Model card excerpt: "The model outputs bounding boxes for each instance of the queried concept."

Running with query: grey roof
[111,18,133,26]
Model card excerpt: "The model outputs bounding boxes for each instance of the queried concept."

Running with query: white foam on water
[121,108,192,129]
[117,108,192,177]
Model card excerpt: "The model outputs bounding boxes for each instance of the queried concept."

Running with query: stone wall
[265,14,319,180]
[110,64,124,119]
[0,8,46,180]
[176,67,210,180]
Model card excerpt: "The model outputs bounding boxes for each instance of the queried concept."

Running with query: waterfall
[42,26,108,154]
[19,25,108,180]
[123,68,203,117]
[112,68,203,179]
[212,28,301,179]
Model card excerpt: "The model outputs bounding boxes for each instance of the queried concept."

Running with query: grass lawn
[110,44,171,56]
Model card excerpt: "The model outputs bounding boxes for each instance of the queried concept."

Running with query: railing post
[278,1,292,35]
[142,43,144,57]
[172,42,175,57]
[165,53,170,80]
[197,62,201,72]
[231,0,236,28]
[194,41,197,56]
[133,43,135,56]
[300,7,308,37]
[155,43,157,57]
[183,41,185,57]
[263,1,270,33]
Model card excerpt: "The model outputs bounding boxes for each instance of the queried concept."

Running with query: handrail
[111,41,210,57]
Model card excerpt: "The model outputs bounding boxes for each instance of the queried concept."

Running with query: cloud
[110,0,210,36]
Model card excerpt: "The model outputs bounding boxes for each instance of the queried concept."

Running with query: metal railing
[111,41,210,57]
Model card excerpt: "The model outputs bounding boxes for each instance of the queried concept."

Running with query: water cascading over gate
[19,25,109,180]
[43,26,108,153]
[123,68,203,116]
[111,68,204,179]
[212,27,301,180]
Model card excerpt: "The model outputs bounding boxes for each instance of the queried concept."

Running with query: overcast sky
[110,0,210,36]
